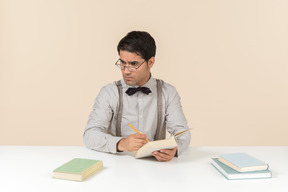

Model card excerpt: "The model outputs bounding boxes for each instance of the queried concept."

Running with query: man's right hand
[117,133,148,152]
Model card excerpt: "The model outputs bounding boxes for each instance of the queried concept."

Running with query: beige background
[1,0,287,146]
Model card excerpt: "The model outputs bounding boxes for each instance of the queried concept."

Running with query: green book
[211,158,272,180]
[53,158,103,181]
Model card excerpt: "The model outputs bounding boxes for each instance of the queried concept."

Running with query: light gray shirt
[83,77,191,155]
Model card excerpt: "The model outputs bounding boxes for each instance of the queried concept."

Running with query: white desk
[1,146,287,192]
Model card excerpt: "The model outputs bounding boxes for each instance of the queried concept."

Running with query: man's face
[119,50,154,86]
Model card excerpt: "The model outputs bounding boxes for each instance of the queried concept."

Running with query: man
[84,31,190,162]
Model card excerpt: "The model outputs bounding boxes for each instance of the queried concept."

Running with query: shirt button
[138,99,142,102]
[139,115,143,118]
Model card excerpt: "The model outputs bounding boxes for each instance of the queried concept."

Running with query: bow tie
[126,87,151,96]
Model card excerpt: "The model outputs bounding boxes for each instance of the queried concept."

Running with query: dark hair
[117,31,156,61]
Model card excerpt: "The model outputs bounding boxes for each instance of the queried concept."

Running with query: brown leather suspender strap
[115,80,123,137]
[154,79,162,140]
[154,79,166,140]
[115,79,165,139]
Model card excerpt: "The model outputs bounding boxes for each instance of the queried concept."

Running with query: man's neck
[137,73,151,87]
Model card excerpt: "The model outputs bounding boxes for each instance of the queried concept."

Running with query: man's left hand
[152,147,177,162]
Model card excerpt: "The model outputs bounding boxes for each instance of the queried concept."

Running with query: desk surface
[1,146,287,192]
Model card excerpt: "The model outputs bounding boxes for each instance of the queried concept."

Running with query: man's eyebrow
[119,58,126,63]
[119,59,139,65]
[128,61,139,65]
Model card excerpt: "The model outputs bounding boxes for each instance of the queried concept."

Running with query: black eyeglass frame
[115,59,147,71]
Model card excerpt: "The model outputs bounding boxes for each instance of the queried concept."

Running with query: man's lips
[124,76,133,80]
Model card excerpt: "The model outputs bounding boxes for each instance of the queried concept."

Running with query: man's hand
[152,147,177,162]
[117,133,148,152]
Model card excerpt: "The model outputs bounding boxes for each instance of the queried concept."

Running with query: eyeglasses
[115,59,146,72]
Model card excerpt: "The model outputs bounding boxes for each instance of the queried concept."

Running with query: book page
[134,137,177,158]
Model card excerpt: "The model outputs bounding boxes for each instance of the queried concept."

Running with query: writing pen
[128,123,149,142]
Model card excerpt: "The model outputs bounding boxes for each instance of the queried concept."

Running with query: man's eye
[130,62,138,66]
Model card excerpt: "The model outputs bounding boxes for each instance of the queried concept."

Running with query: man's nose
[123,66,131,73]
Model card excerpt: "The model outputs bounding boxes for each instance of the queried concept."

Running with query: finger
[135,138,148,145]
[134,133,148,140]
[152,151,171,162]
[132,140,147,150]
[128,134,146,143]
[152,147,177,162]
[155,154,170,162]
[160,147,177,156]
[133,136,148,145]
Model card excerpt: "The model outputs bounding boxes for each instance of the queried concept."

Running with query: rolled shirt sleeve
[83,85,122,153]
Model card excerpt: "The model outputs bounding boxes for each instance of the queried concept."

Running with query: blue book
[218,153,269,172]
[211,158,272,180]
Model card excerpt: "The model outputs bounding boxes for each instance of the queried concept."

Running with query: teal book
[53,158,103,181]
[211,158,272,180]
[218,153,269,172]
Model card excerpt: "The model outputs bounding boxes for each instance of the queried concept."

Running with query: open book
[134,129,191,158]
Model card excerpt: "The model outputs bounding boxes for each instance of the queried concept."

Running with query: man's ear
[147,57,155,68]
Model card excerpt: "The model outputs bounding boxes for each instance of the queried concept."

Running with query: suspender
[115,79,166,140]
[154,79,164,140]
[115,80,123,137]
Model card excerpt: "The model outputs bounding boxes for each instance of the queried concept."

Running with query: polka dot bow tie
[125,87,152,96]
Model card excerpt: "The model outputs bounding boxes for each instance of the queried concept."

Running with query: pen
[128,123,149,142]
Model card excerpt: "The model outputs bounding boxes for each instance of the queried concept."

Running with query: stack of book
[211,153,272,180]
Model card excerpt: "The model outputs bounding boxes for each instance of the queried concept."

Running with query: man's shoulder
[157,79,177,92]
[99,81,119,95]
[102,81,118,89]
[156,80,182,105]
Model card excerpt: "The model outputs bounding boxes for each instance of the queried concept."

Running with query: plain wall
[1,0,287,146]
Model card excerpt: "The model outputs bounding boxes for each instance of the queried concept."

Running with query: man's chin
[123,79,136,86]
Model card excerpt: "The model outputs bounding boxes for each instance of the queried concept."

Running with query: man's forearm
[83,128,122,153]
[175,131,191,156]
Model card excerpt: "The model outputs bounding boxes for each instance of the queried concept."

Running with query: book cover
[134,128,191,159]
[53,158,103,181]
[218,153,269,172]
[211,158,272,180]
